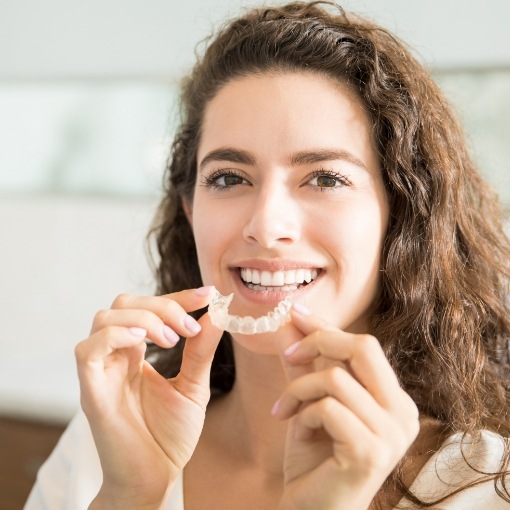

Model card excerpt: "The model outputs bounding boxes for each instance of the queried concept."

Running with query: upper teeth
[240,268,319,287]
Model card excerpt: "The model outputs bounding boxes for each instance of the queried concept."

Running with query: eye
[215,174,246,187]
[311,175,338,188]
[306,170,351,191]
[200,170,251,190]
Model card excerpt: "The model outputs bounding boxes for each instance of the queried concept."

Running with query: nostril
[242,203,301,247]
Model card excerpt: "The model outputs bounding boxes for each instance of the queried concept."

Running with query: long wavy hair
[148,1,510,506]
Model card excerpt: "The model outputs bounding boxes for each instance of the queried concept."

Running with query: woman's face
[189,71,388,347]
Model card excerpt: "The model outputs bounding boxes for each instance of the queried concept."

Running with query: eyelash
[306,169,352,191]
[200,169,250,191]
[200,168,352,191]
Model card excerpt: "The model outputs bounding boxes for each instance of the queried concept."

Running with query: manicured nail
[196,285,215,296]
[292,302,311,316]
[184,314,202,335]
[163,325,180,345]
[129,327,147,337]
[271,399,281,416]
[284,341,300,357]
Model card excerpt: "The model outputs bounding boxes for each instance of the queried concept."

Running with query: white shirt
[24,411,509,509]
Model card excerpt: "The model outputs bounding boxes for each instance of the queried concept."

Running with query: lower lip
[231,269,322,307]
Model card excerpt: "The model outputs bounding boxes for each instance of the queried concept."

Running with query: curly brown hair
[148,1,510,506]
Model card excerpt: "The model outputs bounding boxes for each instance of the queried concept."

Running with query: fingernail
[284,341,300,357]
[271,399,281,417]
[129,327,147,337]
[196,285,215,296]
[292,303,311,316]
[184,314,202,335]
[163,325,180,345]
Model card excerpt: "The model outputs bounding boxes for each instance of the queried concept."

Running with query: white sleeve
[24,411,102,510]
[397,430,510,509]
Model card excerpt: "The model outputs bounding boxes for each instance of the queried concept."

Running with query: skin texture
[77,72,420,510]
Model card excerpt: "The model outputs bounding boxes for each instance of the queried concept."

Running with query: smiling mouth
[239,267,321,291]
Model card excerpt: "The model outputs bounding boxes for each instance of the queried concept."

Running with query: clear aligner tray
[208,290,292,334]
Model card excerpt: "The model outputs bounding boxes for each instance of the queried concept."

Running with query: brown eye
[307,171,350,190]
[316,175,338,188]
[201,170,251,190]
[221,174,245,186]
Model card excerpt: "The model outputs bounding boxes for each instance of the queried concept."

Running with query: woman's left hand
[273,306,420,510]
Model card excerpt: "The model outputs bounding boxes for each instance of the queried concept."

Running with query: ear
[182,198,193,225]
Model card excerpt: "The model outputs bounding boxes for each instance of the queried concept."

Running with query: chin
[230,321,302,356]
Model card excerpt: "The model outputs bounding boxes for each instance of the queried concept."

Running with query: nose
[242,183,301,248]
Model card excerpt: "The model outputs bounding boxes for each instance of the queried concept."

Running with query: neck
[207,342,289,475]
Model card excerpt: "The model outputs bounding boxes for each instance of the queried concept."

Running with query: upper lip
[231,258,324,271]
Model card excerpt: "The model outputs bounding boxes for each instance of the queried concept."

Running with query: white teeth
[246,283,298,292]
[208,290,292,334]
[240,267,320,287]
[284,270,296,284]
[260,271,272,286]
[272,271,285,286]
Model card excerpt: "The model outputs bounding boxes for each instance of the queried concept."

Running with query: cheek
[341,204,387,292]
[191,199,239,277]
[313,198,387,270]
[192,213,217,260]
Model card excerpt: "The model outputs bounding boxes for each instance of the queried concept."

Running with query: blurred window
[0,71,508,204]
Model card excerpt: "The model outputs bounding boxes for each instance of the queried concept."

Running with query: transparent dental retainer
[208,290,293,334]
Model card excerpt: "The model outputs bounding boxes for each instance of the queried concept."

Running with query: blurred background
[0,0,509,507]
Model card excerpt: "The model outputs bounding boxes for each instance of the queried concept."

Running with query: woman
[26,2,510,509]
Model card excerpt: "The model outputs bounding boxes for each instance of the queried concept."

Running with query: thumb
[275,320,313,383]
[177,312,223,395]
[276,303,332,382]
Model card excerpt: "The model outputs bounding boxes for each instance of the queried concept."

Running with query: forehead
[198,71,377,170]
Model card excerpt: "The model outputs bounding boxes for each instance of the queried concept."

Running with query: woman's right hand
[75,286,222,510]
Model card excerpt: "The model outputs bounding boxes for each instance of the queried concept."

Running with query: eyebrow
[198,147,368,171]
[199,148,255,171]
[290,148,367,170]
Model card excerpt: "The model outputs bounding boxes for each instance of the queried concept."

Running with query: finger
[283,328,401,409]
[275,321,314,383]
[160,286,216,309]
[75,326,148,408]
[76,325,148,367]
[91,308,181,347]
[175,312,224,395]
[276,302,341,383]
[274,367,387,435]
[294,397,414,475]
[109,287,215,338]
[293,396,373,449]
[290,301,334,335]
[112,286,215,312]
[292,399,407,476]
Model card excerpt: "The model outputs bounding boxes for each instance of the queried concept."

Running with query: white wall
[1,0,509,423]
[0,195,157,421]
[0,0,509,80]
